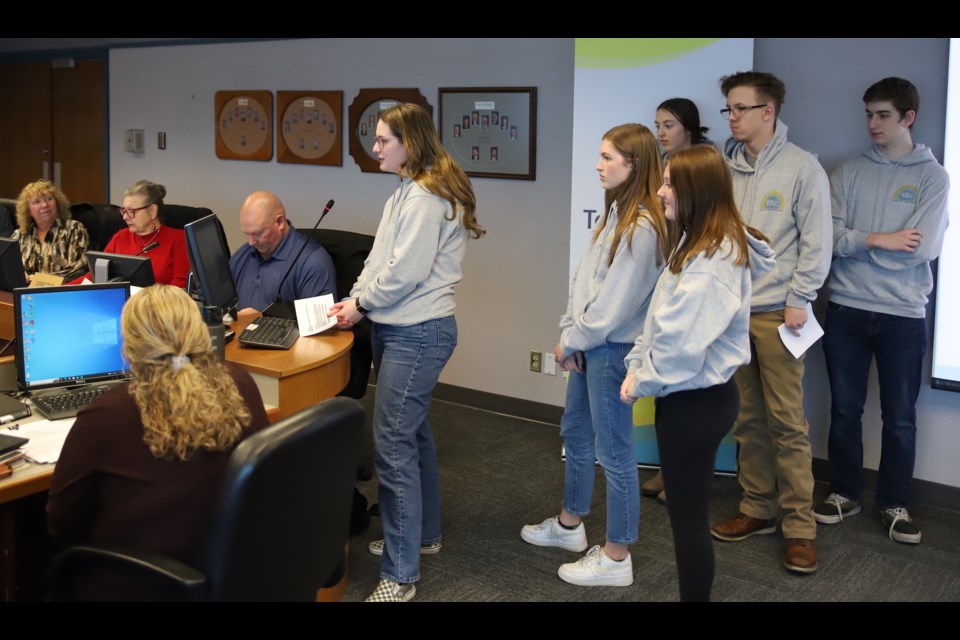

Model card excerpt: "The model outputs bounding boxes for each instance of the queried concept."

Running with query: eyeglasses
[120,204,152,217]
[720,104,768,120]
[373,136,399,149]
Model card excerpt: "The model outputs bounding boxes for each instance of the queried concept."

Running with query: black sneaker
[813,492,862,524]
[879,507,922,544]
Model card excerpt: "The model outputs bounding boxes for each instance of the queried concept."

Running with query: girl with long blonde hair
[521,124,669,587]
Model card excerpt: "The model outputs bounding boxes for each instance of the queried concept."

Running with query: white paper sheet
[11,418,76,464]
[777,302,824,359]
[294,293,337,337]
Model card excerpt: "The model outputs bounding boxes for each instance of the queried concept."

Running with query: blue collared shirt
[229,226,336,312]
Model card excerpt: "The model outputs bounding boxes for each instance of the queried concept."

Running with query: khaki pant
[733,310,816,539]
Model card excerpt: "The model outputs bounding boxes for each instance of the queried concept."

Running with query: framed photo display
[438,87,537,180]
[276,90,343,166]
[347,88,432,173]
[215,90,273,161]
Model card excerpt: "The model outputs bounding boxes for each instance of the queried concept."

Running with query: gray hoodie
[829,144,949,318]
[559,202,664,356]
[723,120,831,311]
[625,232,776,398]
[350,177,465,326]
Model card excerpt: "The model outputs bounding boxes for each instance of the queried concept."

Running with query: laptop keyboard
[238,315,300,350]
[32,385,114,420]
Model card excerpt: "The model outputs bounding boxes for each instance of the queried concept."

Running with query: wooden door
[0,59,106,204]
[0,62,53,200]
[52,60,106,204]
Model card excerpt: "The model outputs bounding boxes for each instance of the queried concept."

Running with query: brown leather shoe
[641,471,664,497]
[784,538,819,573]
[656,489,667,505]
[711,512,777,541]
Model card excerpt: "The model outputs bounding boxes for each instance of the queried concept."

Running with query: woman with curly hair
[47,285,269,595]
[13,179,89,279]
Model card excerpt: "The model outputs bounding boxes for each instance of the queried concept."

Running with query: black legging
[655,378,739,602]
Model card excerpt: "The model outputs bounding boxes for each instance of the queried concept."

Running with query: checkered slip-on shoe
[365,579,416,602]
[367,539,442,556]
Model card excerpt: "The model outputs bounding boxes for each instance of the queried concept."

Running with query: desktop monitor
[0,237,27,292]
[184,213,238,318]
[14,282,131,392]
[86,251,156,287]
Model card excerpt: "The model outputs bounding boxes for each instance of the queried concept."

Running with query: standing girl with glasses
[620,146,774,600]
[329,103,485,602]
[521,124,670,586]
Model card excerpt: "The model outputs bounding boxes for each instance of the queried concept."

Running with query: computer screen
[86,251,156,288]
[184,214,237,315]
[0,237,27,292]
[14,283,131,392]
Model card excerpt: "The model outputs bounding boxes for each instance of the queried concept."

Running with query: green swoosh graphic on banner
[576,38,720,68]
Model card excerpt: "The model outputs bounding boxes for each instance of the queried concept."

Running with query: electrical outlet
[543,353,557,376]
[529,351,542,373]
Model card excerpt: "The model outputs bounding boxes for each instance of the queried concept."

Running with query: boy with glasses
[816,77,948,544]
[710,71,831,574]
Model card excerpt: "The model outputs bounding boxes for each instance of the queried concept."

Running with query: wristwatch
[355,299,370,315]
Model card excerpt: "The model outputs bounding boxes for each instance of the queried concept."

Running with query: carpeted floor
[343,389,960,602]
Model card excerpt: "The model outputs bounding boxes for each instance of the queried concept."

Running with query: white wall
[108,38,574,409]
[106,37,960,490]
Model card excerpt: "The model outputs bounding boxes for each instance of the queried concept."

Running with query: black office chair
[161,204,213,230]
[47,397,364,602]
[69,202,126,252]
[0,198,16,237]
[301,228,375,400]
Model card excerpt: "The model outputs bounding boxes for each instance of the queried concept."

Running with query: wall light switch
[543,353,557,376]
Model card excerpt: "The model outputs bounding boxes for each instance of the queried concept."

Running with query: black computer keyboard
[238,315,300,350]
[31,385,114,420]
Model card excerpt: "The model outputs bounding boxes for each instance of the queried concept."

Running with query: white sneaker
[558,545,633,587]
[521,516,588,552]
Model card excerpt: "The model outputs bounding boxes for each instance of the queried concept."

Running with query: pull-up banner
[569,38,754,473]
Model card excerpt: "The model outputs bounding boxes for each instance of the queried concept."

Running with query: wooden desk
[0,292,14,342]
[226,315,353,423]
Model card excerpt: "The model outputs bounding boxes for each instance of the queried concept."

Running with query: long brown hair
[665,146,765,274]
[380,103,485,239]
[595,124,670,266]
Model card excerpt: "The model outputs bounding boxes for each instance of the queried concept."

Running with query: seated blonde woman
[13,180,89,279]
[47,285,269,598]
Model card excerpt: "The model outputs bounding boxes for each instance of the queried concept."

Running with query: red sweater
[103,225,190,287]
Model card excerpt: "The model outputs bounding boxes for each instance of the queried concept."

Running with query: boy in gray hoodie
[816,77,949,545]
[709,71,831,575]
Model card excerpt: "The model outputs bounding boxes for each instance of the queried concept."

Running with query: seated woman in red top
[105,180,190,287]
[46,285,269,599]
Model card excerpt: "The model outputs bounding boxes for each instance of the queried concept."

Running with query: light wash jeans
[560,342,639,545]
[371,316,457,583]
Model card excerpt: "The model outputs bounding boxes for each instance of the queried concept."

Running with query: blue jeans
[822,303,925,509]
[560,342,639,545]
[371,316,457,583]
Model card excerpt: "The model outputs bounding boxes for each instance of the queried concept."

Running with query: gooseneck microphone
[136,241,160,255]
[261,199,334,320]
